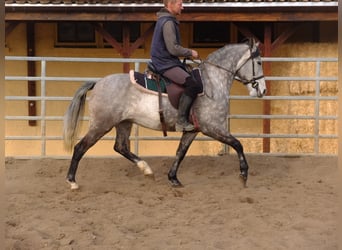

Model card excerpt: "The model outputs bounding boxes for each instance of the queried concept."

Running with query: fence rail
[5,56,338,158]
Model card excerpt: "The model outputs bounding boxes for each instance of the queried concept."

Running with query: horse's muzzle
[247,82,266,98]
[258,88,267,98]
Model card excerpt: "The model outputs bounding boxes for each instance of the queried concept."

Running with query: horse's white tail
[63,81,96,152]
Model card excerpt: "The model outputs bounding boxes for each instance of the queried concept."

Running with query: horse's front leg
[230,138,249,187]
[203,129,249,187]
[218,135,248,187]
[168,131,198,187]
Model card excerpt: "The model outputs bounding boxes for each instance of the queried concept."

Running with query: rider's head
[164,0,184,16]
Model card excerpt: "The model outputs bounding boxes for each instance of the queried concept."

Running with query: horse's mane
[205,43,249,63]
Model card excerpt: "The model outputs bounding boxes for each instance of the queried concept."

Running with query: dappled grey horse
[63,39,266,190]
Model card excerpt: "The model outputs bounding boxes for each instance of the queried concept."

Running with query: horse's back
[93,73,129,92]
[87,73,131,119]
[89,73,130,100]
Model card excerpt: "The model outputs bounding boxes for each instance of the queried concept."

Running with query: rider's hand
[191,50,199,58]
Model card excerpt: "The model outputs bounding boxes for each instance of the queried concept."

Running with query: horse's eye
[257,61,262,65]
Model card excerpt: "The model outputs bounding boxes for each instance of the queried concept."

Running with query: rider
[150,0,203,132]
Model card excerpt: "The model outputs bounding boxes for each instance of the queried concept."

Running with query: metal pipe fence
[4,56,338,158]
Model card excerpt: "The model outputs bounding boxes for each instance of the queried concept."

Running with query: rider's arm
[163,21,193,58]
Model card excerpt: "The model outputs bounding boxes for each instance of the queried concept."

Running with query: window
[191,22,231,47]
[103,22,140,45]
[55,22,141,48]
[56,22,96,47]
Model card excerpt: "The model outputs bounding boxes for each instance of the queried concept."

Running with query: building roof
[4,0,338,3]
[5,0,338,22]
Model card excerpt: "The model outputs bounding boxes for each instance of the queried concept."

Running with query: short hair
[163,0,177,6]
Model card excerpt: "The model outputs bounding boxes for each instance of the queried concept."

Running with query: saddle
[129,61,203,136]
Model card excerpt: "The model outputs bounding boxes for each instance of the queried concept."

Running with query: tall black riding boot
[175,93,195,132]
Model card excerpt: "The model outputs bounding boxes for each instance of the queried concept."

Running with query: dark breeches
[163,67,203,98]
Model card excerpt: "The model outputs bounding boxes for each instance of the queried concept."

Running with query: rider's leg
[176,91,195,131]
[163,67,202,132]
[175,76,203,131]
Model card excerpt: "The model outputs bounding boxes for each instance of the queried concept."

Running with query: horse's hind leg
[168,131,198,187]
[114,121,154,177]
[66,127,111,190]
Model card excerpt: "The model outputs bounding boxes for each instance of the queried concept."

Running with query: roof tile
[5,0,337,3]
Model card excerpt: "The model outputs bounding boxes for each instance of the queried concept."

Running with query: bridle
[199,46,264,91]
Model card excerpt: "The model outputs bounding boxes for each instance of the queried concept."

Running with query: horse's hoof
[137,161,154,176]
[66,180,79,190]
[239,174,248,188]
[145,173,155,180]
[168,178,184,188]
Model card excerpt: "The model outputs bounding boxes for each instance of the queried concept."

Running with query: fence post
[41,60,47,157]
[314,60,321,154]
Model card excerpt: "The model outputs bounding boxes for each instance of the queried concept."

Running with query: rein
[190,47,264,90]
[201,59,234,74]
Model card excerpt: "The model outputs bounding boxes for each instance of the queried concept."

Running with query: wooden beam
[262,23,272,153]
[5,11,337,22]
[234,22,272,153]
[180,12,337,22]
[5,22,19,37]
[271,23,304,51]
[95,23,155,72]
[27,22,37,126]
[234,22,315,153]
[94,23,123,53]
[129,23,154,52]
[122,23,130,73]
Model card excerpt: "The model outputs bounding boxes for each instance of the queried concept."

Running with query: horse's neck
[200,45,247,100]
[200,60,235,101]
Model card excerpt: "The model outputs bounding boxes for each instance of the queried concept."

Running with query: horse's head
[235,38,267,98]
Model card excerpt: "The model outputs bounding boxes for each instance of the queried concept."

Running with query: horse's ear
[248,37,257,48]
[242,37,259,49]
[242,37,252,45]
